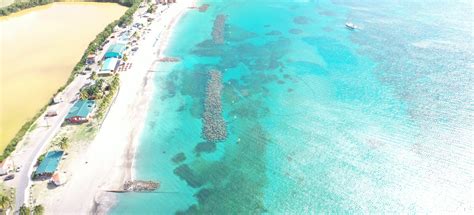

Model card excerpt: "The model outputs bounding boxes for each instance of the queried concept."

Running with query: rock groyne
[158,57,181,62]
[212,15,227,44]
[123,180,160,192]
[202,70,227,142]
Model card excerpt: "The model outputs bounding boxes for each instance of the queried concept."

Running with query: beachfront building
[65,100,96,124]
[0,157,13,175]
[34,151,64,178]
[104,43,126,59]
[99,57,120,76]
[86,54,96,65]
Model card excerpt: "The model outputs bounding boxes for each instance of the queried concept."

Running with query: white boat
[345,22,357,30]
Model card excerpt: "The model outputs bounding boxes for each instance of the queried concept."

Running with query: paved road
[11,73,88,210]
[8,2,152,211]
[8,19,124,210]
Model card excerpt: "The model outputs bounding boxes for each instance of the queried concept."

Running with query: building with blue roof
[35,151,64,177]
[99,57,119,76]
[104,43,126,58]
[66,100,96,123]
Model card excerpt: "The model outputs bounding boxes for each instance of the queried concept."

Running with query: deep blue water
[112,0,474,213]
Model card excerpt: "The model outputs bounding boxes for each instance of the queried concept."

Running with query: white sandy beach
[39,1,193,214]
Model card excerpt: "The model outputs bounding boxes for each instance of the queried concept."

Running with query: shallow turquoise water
[112,0,473,213]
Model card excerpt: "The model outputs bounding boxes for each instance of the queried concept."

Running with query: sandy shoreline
[39,1,194,214]
[129,1,193,183]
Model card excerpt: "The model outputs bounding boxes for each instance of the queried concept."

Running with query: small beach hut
[51,172,67,186]
[35,151,64,178]
[65,100,96,124]
[99,58,120,76]
[104,43,126,59]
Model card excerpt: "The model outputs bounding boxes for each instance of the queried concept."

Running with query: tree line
[0,0,143,161]
[0,0,52,16]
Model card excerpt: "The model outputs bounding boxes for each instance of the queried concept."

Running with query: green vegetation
[19,204,30,215]
[33,204,45,215]
[58,137,69,150]
[29,122,37,131]
[80,79,106,100]
[0,0,53,16]
[91,71,98,81]
[96,75,120,120]
[146,3,156,14]
[36,153,46,165]
[0,195,13,211]
[0,184,14,213]
[0,0,143,162]
[69,122,98,142]
[13,203,43,214]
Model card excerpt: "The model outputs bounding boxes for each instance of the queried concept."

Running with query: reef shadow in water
[172,152,187,164]
[173,164,205,188]
[194,142,217,155]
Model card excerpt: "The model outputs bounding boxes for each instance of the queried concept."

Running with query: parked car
[4,174,14,181]
[46,110,58,117]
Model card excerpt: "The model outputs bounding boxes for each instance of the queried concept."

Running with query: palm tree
[0,195,12,211]
[91,71,98,80]
[96,79,105,89]
[95,91,104,99]
[59,137,69,150]
[79,90,89,100]
[33,204,45,215]
[19,204,30,215]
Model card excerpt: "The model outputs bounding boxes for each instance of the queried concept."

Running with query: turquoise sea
[112,0,473,213]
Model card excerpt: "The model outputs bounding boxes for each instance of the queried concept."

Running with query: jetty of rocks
[212,14,227,44]
[202,70,227,142]
[158,57,181,62]
[123,180,160,192]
